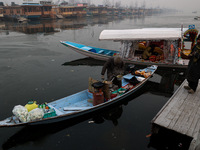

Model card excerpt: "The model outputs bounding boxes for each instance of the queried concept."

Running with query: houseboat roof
[21,3,42,6]
[59,5,87,8]
[99,28,188,41]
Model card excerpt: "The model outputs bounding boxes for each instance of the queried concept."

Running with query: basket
[112,88,126,95]
[43,108,57,118]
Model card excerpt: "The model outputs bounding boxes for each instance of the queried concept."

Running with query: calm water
[0,11,199,150]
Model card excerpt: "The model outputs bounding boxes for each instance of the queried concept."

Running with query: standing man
[184,35,200,94]
[101,56,125,87]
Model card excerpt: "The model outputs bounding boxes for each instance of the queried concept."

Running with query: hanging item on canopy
[184,25,199,49]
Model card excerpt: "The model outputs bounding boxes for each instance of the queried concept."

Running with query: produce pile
[135,70,151,78]
[12,101,56,123]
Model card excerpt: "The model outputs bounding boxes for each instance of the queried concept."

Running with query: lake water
[0,11,199,150]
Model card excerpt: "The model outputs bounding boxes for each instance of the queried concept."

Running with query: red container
[111,93,117,99]
[149,55,156,62]
[93,92,104,106]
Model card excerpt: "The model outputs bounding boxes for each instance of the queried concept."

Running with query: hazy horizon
[1,0,200,12]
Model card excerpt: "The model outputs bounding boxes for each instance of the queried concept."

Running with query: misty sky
[1,0,200,11]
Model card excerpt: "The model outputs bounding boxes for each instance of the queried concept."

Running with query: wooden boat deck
[152,79,200,150]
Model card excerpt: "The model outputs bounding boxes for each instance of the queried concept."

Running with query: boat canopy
[99,28,188,41]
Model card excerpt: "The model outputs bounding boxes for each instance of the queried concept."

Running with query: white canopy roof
[99,28,188,41]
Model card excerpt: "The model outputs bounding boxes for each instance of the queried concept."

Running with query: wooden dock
[151,79,200,150]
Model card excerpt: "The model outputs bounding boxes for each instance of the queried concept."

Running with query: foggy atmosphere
[1,0,200,149]
[1,0,200,11]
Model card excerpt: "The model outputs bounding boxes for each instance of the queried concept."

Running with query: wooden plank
[153,97,179,127]
[153,80,200,134]
[175,102,194,134]
[167,97,187,129]
[189,118,200,150]
[170,91,196,130]
[153,81,188,128]
[189,106,200,150]
[185,90,200,137]
[165,92,188,128]
[152,80,187,127]
[152,80,200,150]
[170,92,199,136]
[191,109,200,139]
[171,97,189,132]
[152,80,187,123]
[180,96,200,135]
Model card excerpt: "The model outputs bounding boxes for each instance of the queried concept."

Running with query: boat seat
[81,46,92,50]
[88,48,96,53]
[98,50,104,54]
[106,51,113,56]
[63,107,91,111]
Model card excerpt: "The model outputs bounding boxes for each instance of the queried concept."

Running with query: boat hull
[0,65,157,127]
[1,83,145,127]
[61,41,188,69]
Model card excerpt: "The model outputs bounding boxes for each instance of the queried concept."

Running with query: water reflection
[149,68,186,97]
[148,125,192,150]
[62,57,105,66]
[0,15,146,34]
[92,105,123,126]
[2,117,87,150]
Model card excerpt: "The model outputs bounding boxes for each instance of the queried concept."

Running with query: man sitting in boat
[142,44,156,60]
[101,56,125,88]
[142,44,164,62]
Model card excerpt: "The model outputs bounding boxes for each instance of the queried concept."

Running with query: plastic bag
[12,105,28,123]
[27,108,44,122]
[25,101,38,112]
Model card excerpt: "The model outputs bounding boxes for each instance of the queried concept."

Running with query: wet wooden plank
[152,79,200,150]
[152,80,186,127]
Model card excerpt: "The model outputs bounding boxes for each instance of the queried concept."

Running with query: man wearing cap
[184,35,200,94]
[101,56,125,87]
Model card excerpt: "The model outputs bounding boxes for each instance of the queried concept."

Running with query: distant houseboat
[87,6,107,16]
[2,2,56,20]
[0,7,3,20]
[87,6,98,16]
[2,6,22,20]
[2,3,42,20]
[21,3,42,19]
[59,6,87,18]
[40,1,55,19]
[97,6,107,16]
[0,1,162,21]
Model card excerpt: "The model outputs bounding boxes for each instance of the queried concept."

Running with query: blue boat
[60,41,120,61]
[0,65,157,127]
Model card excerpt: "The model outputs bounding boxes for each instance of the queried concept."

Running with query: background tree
[115,1,121,8]
[103,0,111,6]
[87,0,91,5]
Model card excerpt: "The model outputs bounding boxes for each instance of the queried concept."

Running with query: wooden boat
[60,41,120,61]
[0,65,157,127]
[61,27,199,69]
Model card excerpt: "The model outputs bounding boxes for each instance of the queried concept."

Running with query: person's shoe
[184,86,191,90]
[188,89,195,94]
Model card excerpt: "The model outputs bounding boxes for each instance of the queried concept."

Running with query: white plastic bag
[12,105,28,123]
[27,108,44,122]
